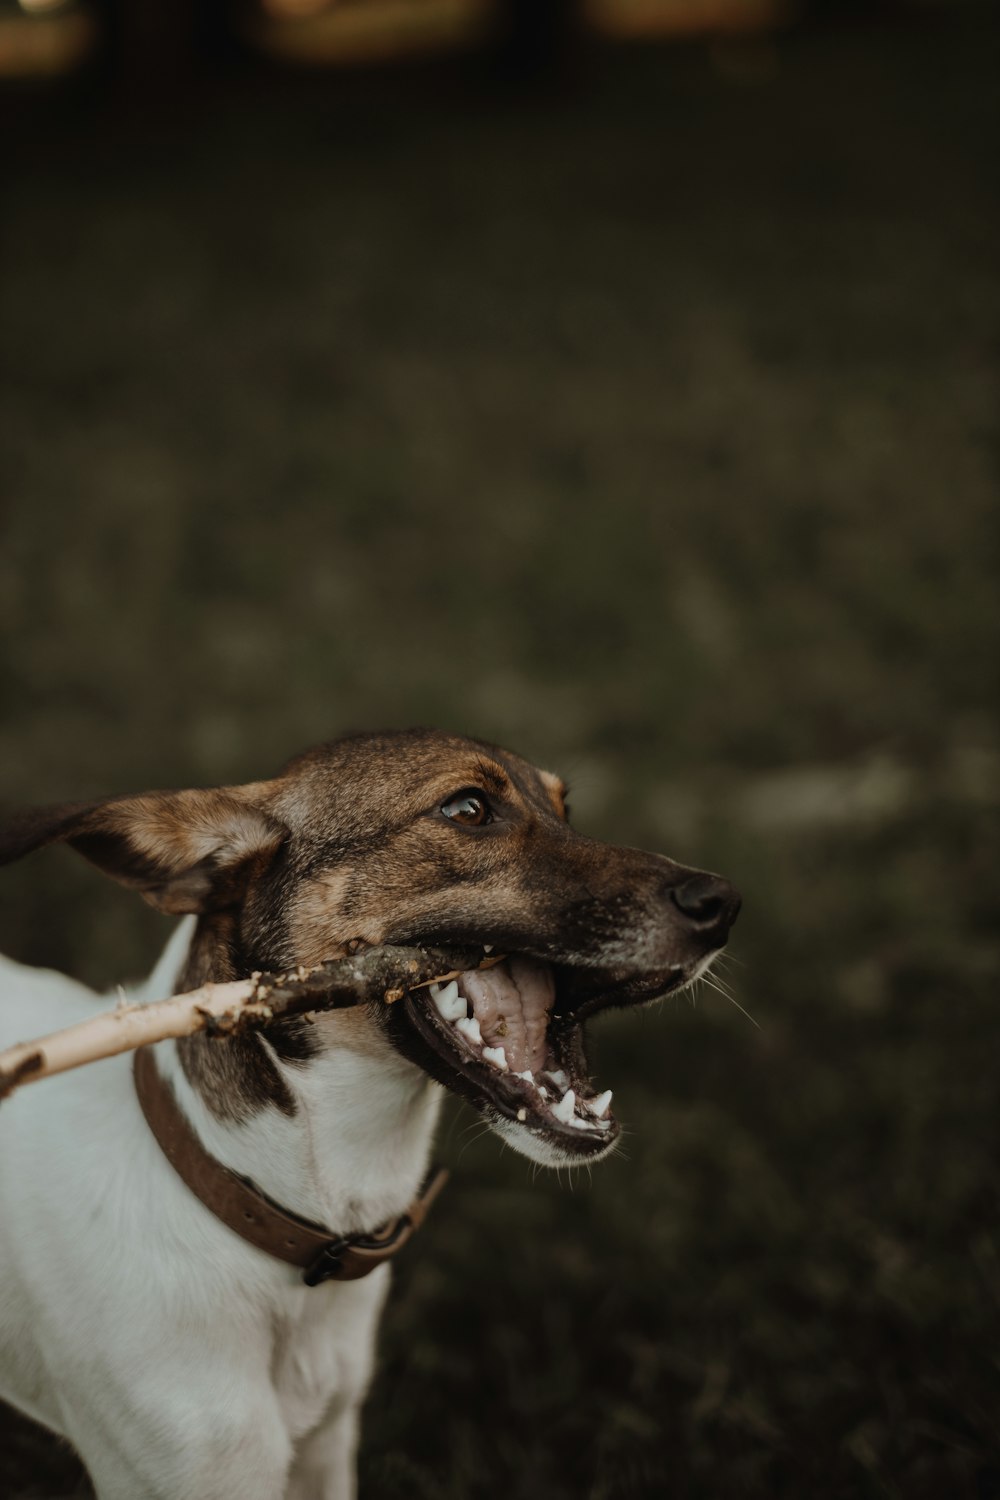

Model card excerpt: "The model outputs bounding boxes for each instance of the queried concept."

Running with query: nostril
[671,875,741,928]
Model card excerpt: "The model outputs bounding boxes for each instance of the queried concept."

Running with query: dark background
[1,3,998,1495]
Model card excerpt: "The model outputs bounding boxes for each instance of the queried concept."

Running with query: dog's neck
[141,920,444,1237]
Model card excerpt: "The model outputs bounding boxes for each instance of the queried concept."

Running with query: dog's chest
[269,1270,391,1441]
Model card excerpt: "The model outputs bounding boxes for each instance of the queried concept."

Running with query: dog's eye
[441,792,492,827]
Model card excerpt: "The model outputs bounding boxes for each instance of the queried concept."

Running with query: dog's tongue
[461,957,555,1076]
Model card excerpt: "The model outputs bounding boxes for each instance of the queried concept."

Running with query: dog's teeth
[514,1069,533,1083]
[587,1090,613,1119]
[456,1015,483,1046]
[483,944,494,953]
[482,1045,508,1071]
[517,1107,527,1121]
[550,1088,576,1125]
[432,980,467,1023]
[545,1069,569,1091]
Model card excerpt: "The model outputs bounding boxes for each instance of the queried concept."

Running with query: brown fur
[0,729,741,1125]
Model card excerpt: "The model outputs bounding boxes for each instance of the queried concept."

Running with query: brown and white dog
[0,729,739,1500]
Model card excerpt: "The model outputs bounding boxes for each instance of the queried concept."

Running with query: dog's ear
[0,785,288,915]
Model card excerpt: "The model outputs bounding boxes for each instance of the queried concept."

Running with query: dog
[0,729,740,1500]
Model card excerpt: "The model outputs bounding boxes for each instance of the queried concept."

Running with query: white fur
[0,919,443,1500]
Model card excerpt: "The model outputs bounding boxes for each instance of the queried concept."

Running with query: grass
[1,9,997,1496]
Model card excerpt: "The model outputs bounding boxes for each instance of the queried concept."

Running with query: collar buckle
[302,1238,350,1287]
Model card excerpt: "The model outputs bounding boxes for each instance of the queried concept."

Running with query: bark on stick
[0,944,484,1104]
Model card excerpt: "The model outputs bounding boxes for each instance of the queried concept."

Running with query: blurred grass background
[1,6,998,1497]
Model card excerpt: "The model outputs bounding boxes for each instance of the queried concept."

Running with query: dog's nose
[670,874,742,934]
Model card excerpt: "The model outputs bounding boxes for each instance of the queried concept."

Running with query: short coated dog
[0,729,740,1500]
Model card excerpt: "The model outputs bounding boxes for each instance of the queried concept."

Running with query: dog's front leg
[65,1381,294,1500]
[285,1400,362,1500]
[280,1264,390,1500]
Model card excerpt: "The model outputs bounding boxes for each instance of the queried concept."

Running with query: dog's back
[0,954,133,1432]
[0,939,266,1443]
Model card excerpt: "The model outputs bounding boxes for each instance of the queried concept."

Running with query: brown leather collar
[133,1045,448,1286]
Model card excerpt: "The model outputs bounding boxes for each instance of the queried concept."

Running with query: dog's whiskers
[455,1118,494,1165]
[705,969,736,999]
[700,972,761,1030]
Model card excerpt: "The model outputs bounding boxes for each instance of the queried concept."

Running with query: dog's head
[0,730,740,1166]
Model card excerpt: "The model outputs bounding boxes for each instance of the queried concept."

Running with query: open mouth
[398,952,679,1166]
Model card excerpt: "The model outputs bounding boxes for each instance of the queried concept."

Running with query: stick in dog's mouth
[399,954,627,1165]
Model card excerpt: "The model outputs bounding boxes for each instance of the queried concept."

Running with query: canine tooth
[456,1015,483,1046]
[432,980,467,1023]
[517,1108,527,1121]
[587,1090,613,1119]
[482,1045,508,1071]
[551,1089,576,1125]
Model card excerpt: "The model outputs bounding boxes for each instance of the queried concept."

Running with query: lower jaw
[394,993,619,1167]
[490,1106,622,1167]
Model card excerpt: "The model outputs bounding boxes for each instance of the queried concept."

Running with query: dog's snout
[670,874,741,933]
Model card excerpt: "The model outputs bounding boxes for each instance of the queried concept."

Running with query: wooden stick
[0,944,486,1104]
